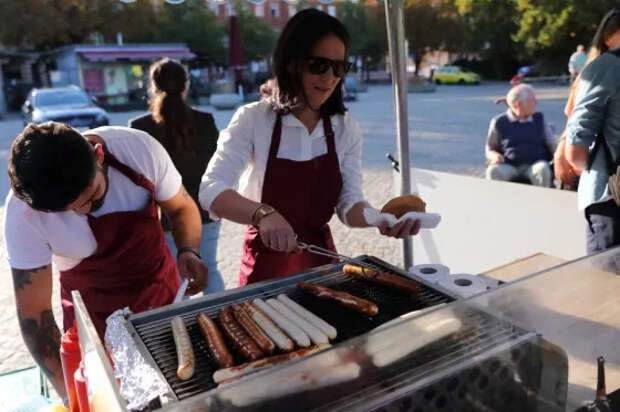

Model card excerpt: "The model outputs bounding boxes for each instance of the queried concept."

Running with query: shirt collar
[280,113,325,136]
[506,109,533,123]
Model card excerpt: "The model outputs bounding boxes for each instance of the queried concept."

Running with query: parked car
[431,66,481,85]
[22,85,109,129]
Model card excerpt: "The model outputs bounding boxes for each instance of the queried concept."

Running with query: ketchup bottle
[60,322,82,412]
[74,361,90,412]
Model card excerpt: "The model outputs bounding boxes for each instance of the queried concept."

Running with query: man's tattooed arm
[12,265,66,398]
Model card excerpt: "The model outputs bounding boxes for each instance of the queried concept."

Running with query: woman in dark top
[129,58,224,294]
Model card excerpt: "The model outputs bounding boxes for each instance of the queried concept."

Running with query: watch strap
[177,246,201,260]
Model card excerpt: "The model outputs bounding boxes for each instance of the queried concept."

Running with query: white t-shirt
[199,100,366,225]
[3,126,182,271]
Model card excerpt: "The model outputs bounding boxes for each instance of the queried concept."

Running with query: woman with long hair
[200,9,421,286]
[130,58,225,294]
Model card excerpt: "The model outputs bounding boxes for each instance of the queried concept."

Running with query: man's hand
[11,265,66,398]
[177,252,208,295]
[487,151,504,165]
[378,218,422,238]
[259,211,298,253]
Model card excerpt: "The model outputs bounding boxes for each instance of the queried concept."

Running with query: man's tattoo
[18,310,61,378]
[11,265,47,290]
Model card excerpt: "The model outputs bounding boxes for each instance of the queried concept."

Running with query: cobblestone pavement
[0,83,569,378]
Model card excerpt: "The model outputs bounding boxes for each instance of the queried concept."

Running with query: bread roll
[381,195,426,218]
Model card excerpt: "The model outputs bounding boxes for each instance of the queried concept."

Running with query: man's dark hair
[267,8,350,116]
[8,122,96,212]
[593,7,620,54]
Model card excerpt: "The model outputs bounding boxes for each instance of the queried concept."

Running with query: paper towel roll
[408,263,450,284]
[437,274,488,298]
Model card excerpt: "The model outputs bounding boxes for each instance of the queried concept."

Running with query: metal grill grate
[130,258,454,401]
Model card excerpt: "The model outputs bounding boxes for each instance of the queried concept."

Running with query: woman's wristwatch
[252,204,275,226]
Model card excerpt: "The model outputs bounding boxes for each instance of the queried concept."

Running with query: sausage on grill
[214,344,330,384]
[343,264,420,295]
[242,302,295,352]
[297,281,379,316]
[253,298,311,347]
[231,303,276,355]
[277,294,337,340]
[171,316,195,380]
[266,298,329,345]
[219,306,264,361]
[196,312,234,369]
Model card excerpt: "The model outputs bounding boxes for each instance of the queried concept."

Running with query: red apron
[60,147,179,339]
[239,113,343,286]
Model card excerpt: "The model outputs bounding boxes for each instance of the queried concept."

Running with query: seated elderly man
[485,84,557,187]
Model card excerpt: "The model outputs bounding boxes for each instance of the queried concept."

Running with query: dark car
[22,85,109,129]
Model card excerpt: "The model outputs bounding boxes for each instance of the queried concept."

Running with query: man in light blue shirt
[566,9,620,253]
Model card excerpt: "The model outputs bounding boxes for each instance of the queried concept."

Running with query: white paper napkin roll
[408,263,450,284]
[437,274,488,298]
[363,208,441,229]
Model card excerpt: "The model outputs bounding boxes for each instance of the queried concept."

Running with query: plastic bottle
[59,322,82,412]
[74,362,90,412]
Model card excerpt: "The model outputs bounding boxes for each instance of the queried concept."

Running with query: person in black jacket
[129,58,224,294]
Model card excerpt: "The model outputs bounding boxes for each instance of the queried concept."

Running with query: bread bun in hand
[381,195,426,218]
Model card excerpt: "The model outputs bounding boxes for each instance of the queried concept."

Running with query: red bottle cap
[61,322,81,352]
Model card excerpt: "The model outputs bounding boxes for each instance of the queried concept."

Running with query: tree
[403,0,466,75]
[339,1,385,72]
[513,0,617,71]
[155,0,226,65]
[233,1,279,63]
[451,0,520,79]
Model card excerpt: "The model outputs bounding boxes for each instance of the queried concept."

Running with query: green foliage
[155,0,226,65]
[403,0,466,74]
[339,1,385,70]
[233,1,279,62]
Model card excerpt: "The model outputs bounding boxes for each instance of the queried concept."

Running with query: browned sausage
[219,307,264,361]
[297,281,379,316]
[196,312,234,369]
[343,264,420,295]
[231,303,276,355]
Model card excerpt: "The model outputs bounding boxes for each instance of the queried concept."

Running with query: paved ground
[0,82,569,380]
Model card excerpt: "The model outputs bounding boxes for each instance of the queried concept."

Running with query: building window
[288,3,296,16]
[255,3,264,17]
[270,3,279,18]
[327,5,336,16]
[227,3,234,16]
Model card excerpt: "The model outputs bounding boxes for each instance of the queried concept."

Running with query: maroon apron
[239,113,343,286]
[60,146,180,339]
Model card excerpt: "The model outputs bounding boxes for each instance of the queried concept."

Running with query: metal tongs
[297,242,380,272]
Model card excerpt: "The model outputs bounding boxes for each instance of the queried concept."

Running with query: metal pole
[384,0,413,269]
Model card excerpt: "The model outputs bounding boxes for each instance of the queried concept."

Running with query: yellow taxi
[431,66,481,85]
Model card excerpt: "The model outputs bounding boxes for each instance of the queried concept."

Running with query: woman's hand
[487,151,504,166]
[259,212,298,252]
[378,218,421,238]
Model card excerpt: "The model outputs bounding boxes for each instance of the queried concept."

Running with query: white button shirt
[199,100,366,226]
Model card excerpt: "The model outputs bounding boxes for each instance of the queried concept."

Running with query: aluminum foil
[105,308,171,410]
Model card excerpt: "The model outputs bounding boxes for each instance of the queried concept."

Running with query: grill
[122,256,568,411]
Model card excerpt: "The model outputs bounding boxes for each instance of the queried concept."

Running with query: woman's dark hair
[8,122,96,211]
[592,7,620,54]
[267,8,350,116]
[149,58,196,155]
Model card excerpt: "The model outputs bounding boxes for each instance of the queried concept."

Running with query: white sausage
[266,298,329,345]
[277,294,337,339]
[253,298,310,347]
[171,316,195,380]
[242,302,294,352]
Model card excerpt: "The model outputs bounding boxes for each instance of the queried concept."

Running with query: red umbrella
[227,15,245,87]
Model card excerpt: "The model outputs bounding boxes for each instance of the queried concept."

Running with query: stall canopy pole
[384,0,413,269]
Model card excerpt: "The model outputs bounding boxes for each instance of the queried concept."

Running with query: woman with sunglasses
[200,9,421,286]
[564,7,620,254]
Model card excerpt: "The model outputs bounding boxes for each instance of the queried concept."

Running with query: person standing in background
[129,58,225,294]
[568,44,587,83]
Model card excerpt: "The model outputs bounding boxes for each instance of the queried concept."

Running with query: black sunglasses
[307,57,352,78]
